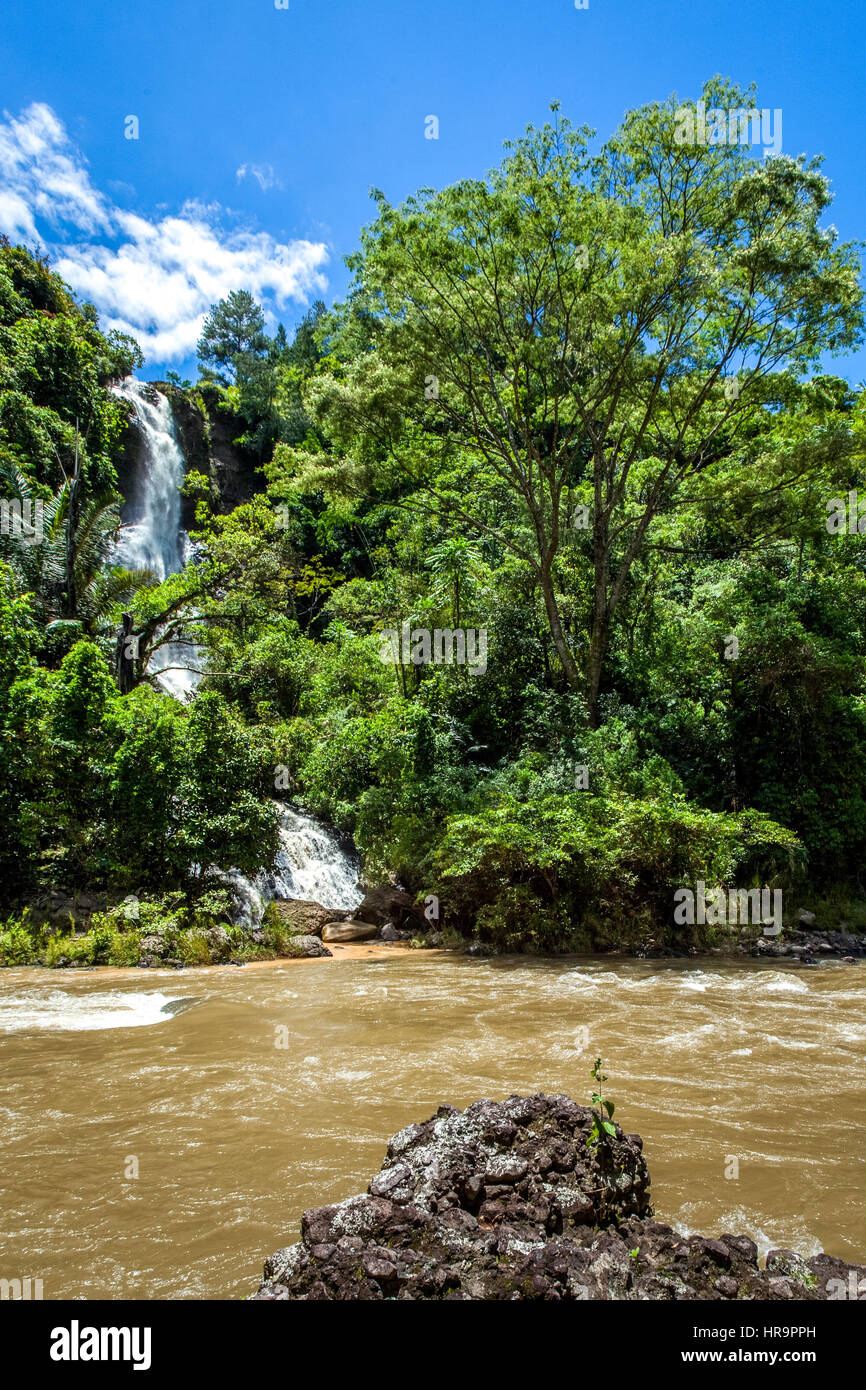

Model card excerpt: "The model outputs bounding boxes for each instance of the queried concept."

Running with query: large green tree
[293,81,862,724]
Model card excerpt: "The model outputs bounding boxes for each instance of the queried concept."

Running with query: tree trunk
[586,616,608,730]
[115,612,137,694]
[538,562,581,691]
[587,494,611,730]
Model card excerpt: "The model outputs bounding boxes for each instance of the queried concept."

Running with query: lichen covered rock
[251,1093,865,1301]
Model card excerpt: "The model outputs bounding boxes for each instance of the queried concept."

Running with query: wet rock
[286,935,333,958]
[322,920,380,943]
[798,909,817,927]
[354,886,420,930]
[251,1093,866,1302]
[271,900,349,938]
[467,940,496,957]
[750,926,866,960]
[380,924,400,941]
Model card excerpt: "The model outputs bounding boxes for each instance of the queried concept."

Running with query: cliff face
[160,384,260,525]
[114,382,261,531]
[252,1092,866,1301]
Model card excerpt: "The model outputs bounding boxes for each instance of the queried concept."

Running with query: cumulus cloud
[0,103,328,363]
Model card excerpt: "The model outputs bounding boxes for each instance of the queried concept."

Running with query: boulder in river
[286,934,333,959]
[321,920,380,943]
[354,886,420,930]
[271,900,350,938]
[251,1093,866,1301]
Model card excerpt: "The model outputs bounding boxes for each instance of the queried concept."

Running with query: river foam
[0,986,192,1033]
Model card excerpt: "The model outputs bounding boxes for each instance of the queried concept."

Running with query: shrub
[106,931,143,967]
[0,922,37,965]
[474,885,581,954]
[433,791,804,950]
[177,930,212,966]
[43,931,96,967]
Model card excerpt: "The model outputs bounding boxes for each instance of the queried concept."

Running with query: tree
[196,290,268,383]
[298,82,862,725]
[0,461,151,652]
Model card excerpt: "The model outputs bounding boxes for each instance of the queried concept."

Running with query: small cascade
[112,377,202,699]
[266,806,363,909]
[213,805,363,927]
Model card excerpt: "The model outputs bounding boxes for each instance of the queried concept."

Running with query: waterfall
[111,385,362,921]
[112,377,201,699]
[266,806,363,909]
[213,804,363,927]
[113,378,184,578]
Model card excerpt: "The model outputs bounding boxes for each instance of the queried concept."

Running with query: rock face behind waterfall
[251,1093,866,1301]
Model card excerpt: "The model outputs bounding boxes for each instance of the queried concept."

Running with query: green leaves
[589,1057,617,1145]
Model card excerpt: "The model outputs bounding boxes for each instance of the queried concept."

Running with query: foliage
[589,1057,616,1145]
[2,86,866,958]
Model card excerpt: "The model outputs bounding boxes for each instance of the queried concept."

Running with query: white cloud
[236,162,280,192]
[0,103,328,363]
[0,103,110,235]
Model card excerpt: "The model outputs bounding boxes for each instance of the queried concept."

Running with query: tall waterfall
[113,378,201,699]
[112,383,363,913]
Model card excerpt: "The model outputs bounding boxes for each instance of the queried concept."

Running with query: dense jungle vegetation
[2,82,865,960]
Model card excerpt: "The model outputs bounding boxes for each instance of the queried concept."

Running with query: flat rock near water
[251,1093,865,1301]
[321,920,381,943]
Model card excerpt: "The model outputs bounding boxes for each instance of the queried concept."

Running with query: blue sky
[1,0,864,382]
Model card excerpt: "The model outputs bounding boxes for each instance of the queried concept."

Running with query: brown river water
[1,947,864,1300]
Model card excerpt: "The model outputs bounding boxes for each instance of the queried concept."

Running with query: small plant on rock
[589,1055,616,1145]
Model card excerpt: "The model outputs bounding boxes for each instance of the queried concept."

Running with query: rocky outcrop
[355,886,412,927]
[752,927,866,959]
[201,401,260,512]
[251,1093,866,1301]
[270,900,349,939]
[355,886,425,933]
[23,891,109,929]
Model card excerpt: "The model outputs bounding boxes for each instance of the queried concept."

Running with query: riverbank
[3,929,864,971]
[5,850,866,972]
